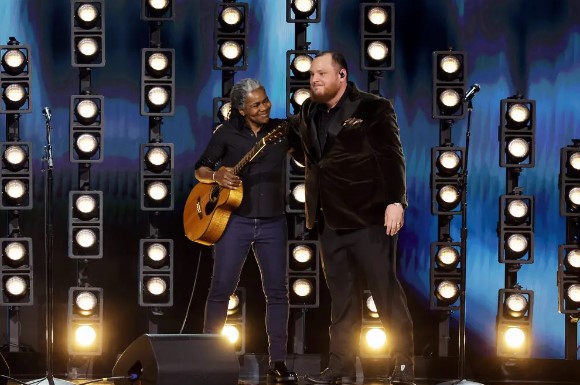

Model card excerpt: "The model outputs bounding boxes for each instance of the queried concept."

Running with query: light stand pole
[437,100,483,385]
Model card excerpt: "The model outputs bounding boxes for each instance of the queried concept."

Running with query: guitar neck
[232,139,266,176]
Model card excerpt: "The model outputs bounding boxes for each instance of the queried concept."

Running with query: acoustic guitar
[183,122,288,245]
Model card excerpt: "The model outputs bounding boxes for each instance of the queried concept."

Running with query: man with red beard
[294,52,415,385]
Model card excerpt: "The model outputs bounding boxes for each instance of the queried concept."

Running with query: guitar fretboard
[232,138,266,176]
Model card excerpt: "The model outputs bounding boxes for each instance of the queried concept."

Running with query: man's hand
[214,166,241,190]
[384,203,404,236]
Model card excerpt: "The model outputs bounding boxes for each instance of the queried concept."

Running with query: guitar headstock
[264,121,288,144]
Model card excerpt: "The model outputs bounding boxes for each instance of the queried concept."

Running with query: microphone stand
[437,101,484,385]
[28,112,74,385]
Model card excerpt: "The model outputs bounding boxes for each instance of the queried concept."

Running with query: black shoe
[390,363,415,385]
[304,367,356,384]
[267,364,298,383]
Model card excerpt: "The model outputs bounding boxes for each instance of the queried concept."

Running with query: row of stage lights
[558,143,580,358]
[496,97,536,357]
[68,0,107,359]
[430,50,538,358]
[137,0,176,323]
[1,34,34,324]
[68,0,179,354]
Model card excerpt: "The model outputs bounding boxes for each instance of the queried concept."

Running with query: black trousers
[318,216,414,375]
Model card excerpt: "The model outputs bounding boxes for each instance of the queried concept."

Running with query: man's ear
[239,109,245,116]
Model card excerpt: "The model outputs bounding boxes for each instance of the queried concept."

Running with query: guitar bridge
[196,198,203,219]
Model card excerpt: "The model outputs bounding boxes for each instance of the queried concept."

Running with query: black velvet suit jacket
[295,83,407,230]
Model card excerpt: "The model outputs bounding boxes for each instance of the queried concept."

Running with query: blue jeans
[203,214,289,363]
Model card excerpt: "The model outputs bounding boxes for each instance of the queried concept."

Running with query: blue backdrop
[1,0,579,373]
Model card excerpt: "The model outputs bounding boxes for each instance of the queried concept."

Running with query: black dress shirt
[314,86,350,151]
[195,117,289,218]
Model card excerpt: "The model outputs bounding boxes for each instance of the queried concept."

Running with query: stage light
[0,40,31,113]
[291,55,312,77]
[435,280,460,304]
[360,290,388,359]
[214,2,247,70]
[287,240,319,308]
[291,88,311,108]
[70,95,103,163]
[75,291,98,315]
[499,97,535,168]
[68,286,103,355]
[2,84,28,111]
[436,150,461,176]
[141,0,174,21]
[146,277,167,295]
[141,48,175,116]
[504,292,528,318]
[364,291,379,319]
[144,146,169,173]
[292,244,313,264]
[506,199,529,225]
[68,191,102,259]
[222,325,240,344]
[496,288,533,357]
[3,241,26,265]
[567,284,580,302]
[564,248,580,273]
[286,157,306,213]
[219,6,243,32]
[502,326,526,349]
[568,151,580,175]
[286,50,317,116]
[365,6,388,32]
[5,276,27,296]
[139,239,173,306]
[1,142,32,210]
[75,3,99,29]
[292,278,313,297]
[140,143,174,211]
[436,184,461,210]
[559,143,580,216]
[435,245,460,271]
[431,146,465,215]
[1,237,33,306]
[291,183,305,203]
[224,287,246,354]
[1,48,26,75]
[289,277,317,306]
[360,3,394,71]
[507,235,527,252]
[366,41,389,62]
[430,242,462,311]
[498,194,534,264]
[227,293,240,315]
[365,327,387,350]
[212,97,232,128]
[557,245,580,314]
[432,50,465,119]
[287,0,320,22]
[71,1,105,67]
[219,101,231,121]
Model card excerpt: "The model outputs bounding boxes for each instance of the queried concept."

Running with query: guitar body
[183,183,243,246]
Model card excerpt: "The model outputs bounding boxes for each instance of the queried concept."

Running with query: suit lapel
[299,99,322,161]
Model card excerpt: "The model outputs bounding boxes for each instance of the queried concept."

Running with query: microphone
[42,106,52,121]
[463,84,480,103]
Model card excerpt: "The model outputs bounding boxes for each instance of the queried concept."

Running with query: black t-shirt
[195,117,289,218]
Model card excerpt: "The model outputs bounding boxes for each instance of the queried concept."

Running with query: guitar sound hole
[205,199,216,215]
[209,186,220,203]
